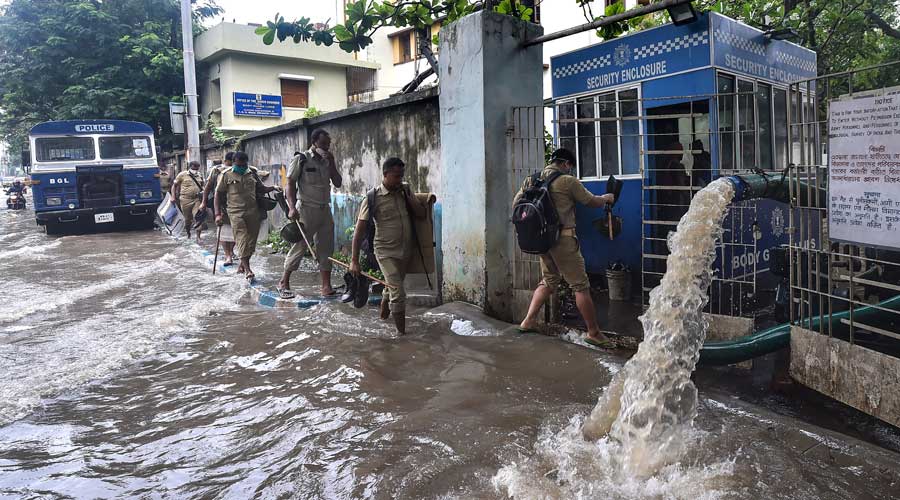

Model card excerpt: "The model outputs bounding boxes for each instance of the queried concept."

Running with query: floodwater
[2,197,900,499]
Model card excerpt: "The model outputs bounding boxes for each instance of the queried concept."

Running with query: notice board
[233,93,283,117]
[828,92,900,249]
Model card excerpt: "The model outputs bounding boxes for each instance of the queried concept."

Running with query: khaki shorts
[377,255,412,313]
[284,205,335,272]
[231,210,262,259]
[540,236,590,293]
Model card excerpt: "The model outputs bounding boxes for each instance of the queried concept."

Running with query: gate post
[438,11,543,321]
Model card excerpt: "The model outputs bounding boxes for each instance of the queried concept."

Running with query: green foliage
[303,107,324,119]
[0,0,222,156]
[257,0,533,54]
[205,118,229,146]
[331,251,385,281]
[266,229,292,254]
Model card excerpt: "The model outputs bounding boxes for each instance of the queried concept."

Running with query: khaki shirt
[514,165,594,228]
[216,169,259,216]
[174,169,204,201]
[288,148,332,208]
[358,183,414,260]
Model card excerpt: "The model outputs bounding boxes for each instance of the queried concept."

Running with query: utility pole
[180,0,201,163]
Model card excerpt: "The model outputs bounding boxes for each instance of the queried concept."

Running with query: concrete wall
[791,326,900,428]
[235,88,441,258]
[439,11,543,321]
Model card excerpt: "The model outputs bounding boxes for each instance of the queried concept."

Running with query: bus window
[100,136,152,159]
[773,88,787,170]
[738,79,756,169]
[717,75,735,172]
[757,82,772,170]
[36,137,95,162]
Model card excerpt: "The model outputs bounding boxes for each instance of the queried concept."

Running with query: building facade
[194,22,379,133]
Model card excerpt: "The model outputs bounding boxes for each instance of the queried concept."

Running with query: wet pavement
[1,199,900,499]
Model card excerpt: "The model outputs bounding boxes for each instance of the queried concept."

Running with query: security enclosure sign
[233,93,283,118]
[828,91,900,249]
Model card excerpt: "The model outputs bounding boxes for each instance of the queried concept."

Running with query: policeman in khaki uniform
[514,148,616,348]
[200,153,236,265]
[350,157,431,335]
[172,161,204,240]
[278,129,342,298]
[214,151,278,281]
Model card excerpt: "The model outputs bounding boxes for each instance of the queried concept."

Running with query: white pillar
[438,11,543,321]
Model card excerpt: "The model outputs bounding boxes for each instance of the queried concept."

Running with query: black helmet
[550,148,576,167]
[280,221,302,244]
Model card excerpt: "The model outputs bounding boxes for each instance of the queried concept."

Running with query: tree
[0,0,222,157]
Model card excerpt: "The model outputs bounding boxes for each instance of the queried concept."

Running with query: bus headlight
[139,190,153,199]
[46,197,62,206]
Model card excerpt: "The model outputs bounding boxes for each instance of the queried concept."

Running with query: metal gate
[786,61,900,353]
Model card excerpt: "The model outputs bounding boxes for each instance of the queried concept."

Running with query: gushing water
[581,178,736,475]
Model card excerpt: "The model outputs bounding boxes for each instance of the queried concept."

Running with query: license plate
[94,213,115,224]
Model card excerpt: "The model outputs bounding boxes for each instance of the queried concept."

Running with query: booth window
[558,102,577,158]
[598,93,620,176]
[281,79,309,108]
[557,86,641,179]
[773,88,787,169]
[757,82,773,169]
[619,88,640,175]
[717,75,736,172]
[577,97,598,178]
[738,79,756,170]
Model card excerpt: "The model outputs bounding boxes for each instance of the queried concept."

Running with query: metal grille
[787,61,900,356]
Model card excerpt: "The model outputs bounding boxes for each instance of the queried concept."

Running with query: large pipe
[699,293,900,365]
[724,172,827,208]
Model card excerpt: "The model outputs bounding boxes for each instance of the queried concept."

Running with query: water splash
[581,178,735,475]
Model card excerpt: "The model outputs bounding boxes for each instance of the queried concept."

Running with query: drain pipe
[724,171,827,208]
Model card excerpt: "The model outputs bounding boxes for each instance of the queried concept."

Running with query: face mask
[232,165,248,175]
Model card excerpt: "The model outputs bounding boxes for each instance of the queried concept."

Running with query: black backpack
[512,171,563,254]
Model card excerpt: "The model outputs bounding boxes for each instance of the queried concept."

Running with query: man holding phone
[278,128,342,298]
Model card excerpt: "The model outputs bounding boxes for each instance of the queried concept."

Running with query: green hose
[699,294,900,365]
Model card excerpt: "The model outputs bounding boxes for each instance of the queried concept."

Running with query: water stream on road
[2,194,900,499]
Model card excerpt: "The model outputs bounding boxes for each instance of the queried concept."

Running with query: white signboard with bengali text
[829,93,900,249]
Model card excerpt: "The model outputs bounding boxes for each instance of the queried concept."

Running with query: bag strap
[188,170,204,192]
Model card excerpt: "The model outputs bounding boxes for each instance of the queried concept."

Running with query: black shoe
[340,272,356,303]
[353,275,371,309]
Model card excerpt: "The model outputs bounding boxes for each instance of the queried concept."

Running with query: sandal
[245,272,256,282]
[584,336,616,349]
[276,287,295,299]
[516,326,541,334]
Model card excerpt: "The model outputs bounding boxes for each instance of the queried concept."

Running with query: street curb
[198,249,382,310]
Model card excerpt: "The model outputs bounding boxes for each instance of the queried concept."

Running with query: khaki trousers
[284,205,335,272]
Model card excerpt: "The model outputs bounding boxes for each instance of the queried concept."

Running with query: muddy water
[1,199,900,499]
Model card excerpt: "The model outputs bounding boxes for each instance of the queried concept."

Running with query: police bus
[26,120,162,235]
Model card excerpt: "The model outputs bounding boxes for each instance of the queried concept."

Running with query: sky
[210,0,339,27]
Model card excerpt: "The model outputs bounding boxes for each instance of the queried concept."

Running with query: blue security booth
[549,11,817,303]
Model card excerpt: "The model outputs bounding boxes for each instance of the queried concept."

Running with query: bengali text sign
[829,93,900,248]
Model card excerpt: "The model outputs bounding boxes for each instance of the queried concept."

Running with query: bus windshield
[99,136,152,159]
[35,137,95,162]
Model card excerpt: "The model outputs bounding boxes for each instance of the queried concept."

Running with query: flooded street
[2,199,900,499]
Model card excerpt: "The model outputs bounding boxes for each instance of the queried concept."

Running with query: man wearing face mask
[513,148,616,348]
[349,157,429,335]
[278,128,342,299]
[172,161,204,241]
